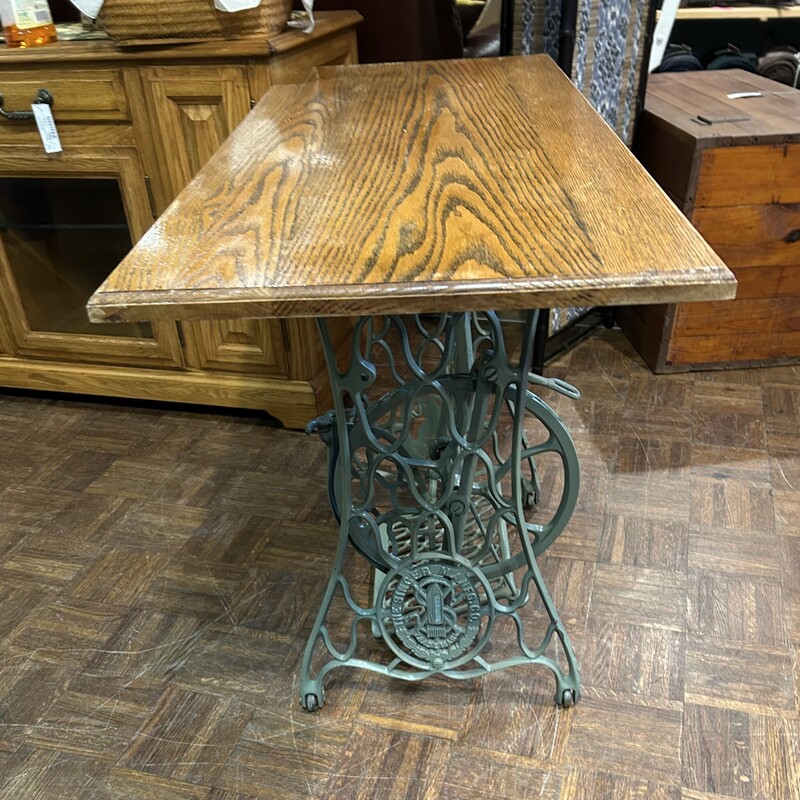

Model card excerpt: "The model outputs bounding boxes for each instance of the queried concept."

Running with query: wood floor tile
[170,624,298,706]
[213,711,351,800]
[139,557,249,622]
[110,502,212,553]
[559,768,681,800]
[4,598,125,668]
[690,479,774,534]
[580,620,684,703]
[770,448,800,494]
[684,637,794,714]
[687,528,782,582]
[319,722,452,800]
[622,372,694,436]
[95,768,209,800]
[747,713,800,800]
[773,490,800,537]
[591,564,686,631]
[598,515,689,572]
[441,748,562,799]
[177,512,274,564]
[25,675,162,762]
[688,573,789,647]
[567,697,683,783]
[682,704,756,797]
[0,663,70,753]
[68,547,173,606]
[691,443,772,484]
[0,748,107,800]
[120,686,252,786]
[0,535,96,590]
[692,384,767,451]
[84,610,207,682]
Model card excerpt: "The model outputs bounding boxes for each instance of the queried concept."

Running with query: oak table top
[88,55,736,323]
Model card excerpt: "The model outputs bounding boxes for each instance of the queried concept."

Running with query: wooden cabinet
[0,11,359,427]
[620,69,800,372]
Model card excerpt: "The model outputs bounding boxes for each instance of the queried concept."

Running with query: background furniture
[668,5,800,56]
[297,0,463,62]
[0,11,359,429]
[299,0,500,63]
[619,68,800,371]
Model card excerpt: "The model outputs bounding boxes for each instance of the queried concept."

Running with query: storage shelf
[673,5,800,20]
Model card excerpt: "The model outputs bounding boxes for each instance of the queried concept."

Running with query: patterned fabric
[513,0,652,332]
[514,0,650,145]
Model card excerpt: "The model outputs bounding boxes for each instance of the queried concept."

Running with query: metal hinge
[144,175,158,219]
[279,318,291,352]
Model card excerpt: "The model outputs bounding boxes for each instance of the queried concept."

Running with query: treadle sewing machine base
[302,311,581,711]
[87,55,735,716]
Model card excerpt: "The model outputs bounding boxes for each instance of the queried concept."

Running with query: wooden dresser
[619,70,800,371]
[0,11,359,428]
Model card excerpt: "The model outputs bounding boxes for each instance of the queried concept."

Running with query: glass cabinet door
[0,149,182,368]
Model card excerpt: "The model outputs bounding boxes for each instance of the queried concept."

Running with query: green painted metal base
[302,312,581,712]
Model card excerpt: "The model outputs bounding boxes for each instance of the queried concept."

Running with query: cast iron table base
[302,310,581,711]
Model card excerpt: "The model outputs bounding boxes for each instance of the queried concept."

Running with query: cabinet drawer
[696,144,800,207]
[0,69,129,124]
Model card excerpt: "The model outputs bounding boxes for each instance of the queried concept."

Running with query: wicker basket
[99,0,293,42]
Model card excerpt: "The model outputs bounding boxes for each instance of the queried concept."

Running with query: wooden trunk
[619,69,800,372]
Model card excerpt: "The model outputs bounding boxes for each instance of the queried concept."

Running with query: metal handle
[0,88,54,121]
[528,372,581,399]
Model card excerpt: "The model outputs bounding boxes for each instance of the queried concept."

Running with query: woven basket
[99,0,292,42]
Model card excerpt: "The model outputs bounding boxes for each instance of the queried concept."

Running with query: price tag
[287,0,315,33]
[31,103,62,154]
[213,0,261,10]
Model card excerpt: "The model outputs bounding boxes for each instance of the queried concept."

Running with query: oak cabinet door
[139,65,252,201]
[181,319,288,376]
[0,147,183,369]
[139,65,287,376]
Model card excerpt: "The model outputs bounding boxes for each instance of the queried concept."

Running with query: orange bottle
[0,0,57,48]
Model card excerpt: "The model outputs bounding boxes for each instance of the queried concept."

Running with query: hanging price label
[31,102,62,154]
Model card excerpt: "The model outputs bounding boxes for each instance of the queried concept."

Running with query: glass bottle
[0,0,57,48]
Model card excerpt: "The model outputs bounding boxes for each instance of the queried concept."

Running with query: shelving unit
[657,3,800,64]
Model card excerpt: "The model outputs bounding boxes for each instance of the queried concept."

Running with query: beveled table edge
[87,264,737,323]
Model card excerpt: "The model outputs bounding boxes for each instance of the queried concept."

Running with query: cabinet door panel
[183,319,288,376]
[140,65,251,201]
[0,147,183,369]
[141,65,286,375]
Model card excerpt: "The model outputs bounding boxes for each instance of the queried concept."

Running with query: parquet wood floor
[0,329,798,799]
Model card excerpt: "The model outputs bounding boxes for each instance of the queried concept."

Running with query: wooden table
[89,55,735,712]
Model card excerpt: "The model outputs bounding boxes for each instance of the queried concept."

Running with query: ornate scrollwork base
[301,311,581,712]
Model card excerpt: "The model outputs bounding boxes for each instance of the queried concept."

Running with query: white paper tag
[31,103,62,154]
[213,0,261,11]
[287,0,314,33]
[68,0,104,18]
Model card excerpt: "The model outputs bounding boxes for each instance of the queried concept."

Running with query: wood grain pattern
[692,204,800,269]
[0,69,128,123]
[696,144,800,208]
[1,329,799,799]
[644,69,800,148]
[88,55,734,323]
